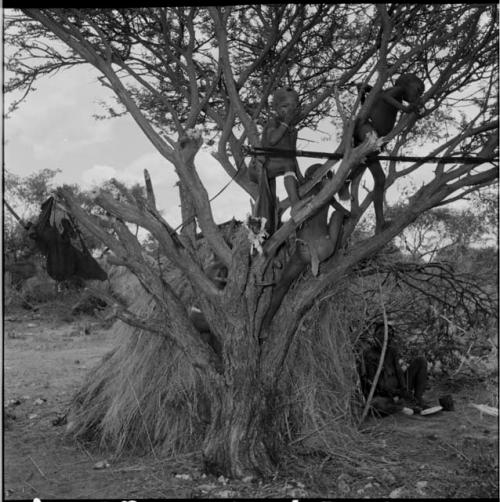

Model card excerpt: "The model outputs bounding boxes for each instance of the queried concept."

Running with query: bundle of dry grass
[67,279,369,463]
[278,289,364,458]
[65,225,372,463]
[65,255,212,456]
[274,286,405,480]
[65,237,227,456]
[68,268,209,455]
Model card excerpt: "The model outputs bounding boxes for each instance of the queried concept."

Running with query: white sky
[4,64,446,228]
[4,66,244,226]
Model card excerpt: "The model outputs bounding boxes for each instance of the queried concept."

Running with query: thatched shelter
[65,228,365,462]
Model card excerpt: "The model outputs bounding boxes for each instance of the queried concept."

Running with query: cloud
[81,164,121,187]
[5,67,118,181]
[7,69,114,155]
[79,149,252,226]
[6,64,253,226]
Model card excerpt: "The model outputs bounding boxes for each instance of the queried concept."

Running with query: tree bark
[203,380,276,478]
[12,5,497,481]
[201,315,277,478]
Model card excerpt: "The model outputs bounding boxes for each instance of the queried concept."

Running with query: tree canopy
[5,5,498,274]
[4,4,499,479]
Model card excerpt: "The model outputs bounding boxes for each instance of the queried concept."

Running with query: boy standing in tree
[341,74,425,233]
[251,87,303,234]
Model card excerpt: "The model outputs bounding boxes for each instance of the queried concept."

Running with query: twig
[24,480,39,494]
[438,313,467,334]
[147,472,172,498]
[28,455,50,482]
[359,272,389,425]
[126,376,159,461]
[451,340,474,377]
[75,439,95,462]
[438,440,471,463]
[4,199,29,228]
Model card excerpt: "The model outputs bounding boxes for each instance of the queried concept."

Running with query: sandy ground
[3,309,499,499]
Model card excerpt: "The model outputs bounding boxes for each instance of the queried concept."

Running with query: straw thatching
[65,224,366,461]
[65,250,212,456]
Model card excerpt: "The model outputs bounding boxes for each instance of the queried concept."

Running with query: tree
[3,168,106,261]
[5,5,498,478]
[4,168,61,260]
[469,186,499,239]
[392,205,493,262]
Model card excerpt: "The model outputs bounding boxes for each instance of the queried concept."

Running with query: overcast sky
[4,63,440,228]
[4,66,250,226]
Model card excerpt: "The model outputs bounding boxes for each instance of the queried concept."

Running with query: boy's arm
[264,119,291,146]
[380,93,420,114]
[390,348,408,394]
[284,172,300,204]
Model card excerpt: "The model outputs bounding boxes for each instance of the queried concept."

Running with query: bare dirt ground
[3,306,499,500]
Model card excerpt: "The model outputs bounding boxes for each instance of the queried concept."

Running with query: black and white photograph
[3,5,499,499]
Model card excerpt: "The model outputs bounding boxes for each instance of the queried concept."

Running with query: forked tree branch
[173,135,233,266]
[209,7,260,145]
[359,274,390,425]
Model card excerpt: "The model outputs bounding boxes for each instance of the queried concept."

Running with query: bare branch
[173,134,233,266]
[209,7,260,145]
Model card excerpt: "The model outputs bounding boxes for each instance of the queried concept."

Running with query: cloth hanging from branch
[244,146,499,165]
[28,197,107,282]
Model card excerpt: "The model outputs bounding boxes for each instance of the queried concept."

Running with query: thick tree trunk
[202,381,276,478]
[201,313,278,479]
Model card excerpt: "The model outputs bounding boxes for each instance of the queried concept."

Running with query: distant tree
[4,168,61,260]
[5,5,498,478]
[4,169,107,260]
[5,168,61,217]
[392,204,493,262]
[469,186,499,238]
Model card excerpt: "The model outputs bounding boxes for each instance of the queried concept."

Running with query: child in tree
[341,74,425,233]
[262,163,345,330]
[251,87,303,234]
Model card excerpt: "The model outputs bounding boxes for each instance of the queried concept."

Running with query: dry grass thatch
[66,257,211,457]
[65,234,231,456]
[65,228,372,463]
[278,289,377,465]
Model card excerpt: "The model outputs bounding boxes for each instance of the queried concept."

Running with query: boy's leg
[406,356,428,406]
[254,165,276,234]
[368,160,387,233]
[328,210,345,252]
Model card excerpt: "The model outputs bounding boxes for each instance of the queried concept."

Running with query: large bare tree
[5,5,498,478]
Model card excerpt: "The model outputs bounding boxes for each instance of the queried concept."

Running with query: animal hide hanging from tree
[28,197,107,282]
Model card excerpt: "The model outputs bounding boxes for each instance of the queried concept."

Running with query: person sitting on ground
[359,321,429,415]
